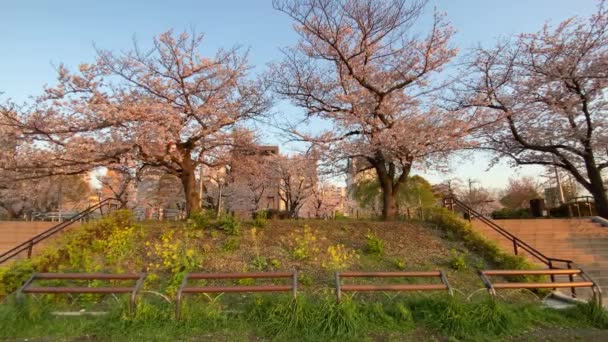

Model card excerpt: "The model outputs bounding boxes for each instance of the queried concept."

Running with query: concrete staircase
[0,221,81,262]
[471,218,608,304]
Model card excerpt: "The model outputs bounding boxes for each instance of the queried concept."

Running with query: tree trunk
[381,185,398,220]
[180,161,201,218]
[584,157,608,218]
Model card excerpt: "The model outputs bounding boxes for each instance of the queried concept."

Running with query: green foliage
[253,210,267,228]
[449,249,468,271]
[425,207,536,272]
[0,293,606,341]
[491,207,532,219]
[250,255,269,271]
[289,225,319,261]
[298,273,313,286]
[221,236,241,252]
[0,261,34,297]
[334,211,347,219]
[571,302,608,329]
[218,214,241,235]
[188,210,214,229]
[365,231,385,255]
[391,258,407,270]
[322,244,359,271]
[351,175,437,211]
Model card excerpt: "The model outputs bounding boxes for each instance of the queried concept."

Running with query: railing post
[548,260,556,286]
[512,239,518,255]
[335,272,342,303]
[567,262,576,298]
[27,241,34,258]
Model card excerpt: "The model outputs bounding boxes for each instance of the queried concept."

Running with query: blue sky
[0,0,600,190]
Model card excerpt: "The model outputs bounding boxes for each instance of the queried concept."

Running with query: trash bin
[530,199,545,217]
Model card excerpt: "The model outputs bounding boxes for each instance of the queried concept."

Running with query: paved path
[471,218,608,306]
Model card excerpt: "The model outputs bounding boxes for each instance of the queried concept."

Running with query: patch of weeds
[269,258,282,269]
[365,231,385,255]
[253,211,267,228]
[570,302,608,329]
[222,236,241,252]
[317,298,361,337]
[250,256,269,271]
[391,258,407,270]
[289,225,319,261]
[449,249,467,271]
[298,273,313,286]
[218,215,241,235]
[322,244,359,271]
[188,210,214,229]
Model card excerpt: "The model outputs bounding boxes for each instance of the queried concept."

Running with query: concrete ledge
[591,216,608,227]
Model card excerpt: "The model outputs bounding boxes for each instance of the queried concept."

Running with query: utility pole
[468,178,477,200]
[552,155,572,217]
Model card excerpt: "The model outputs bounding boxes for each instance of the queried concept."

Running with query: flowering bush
[323,244,358,271]
[289,225,319,261]
[145,230,202,275]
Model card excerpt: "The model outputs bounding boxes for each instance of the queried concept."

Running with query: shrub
[449,249,468,271]
[250,256,269,271]
[365,231,385,255]
[222,237,241,252]
[424,207,536,272]
[322,244,358,271]
[491,208,532,219]
[289,225,319,261]
[253,210,267,228]
[218,215,241,235]
[391,258,407,270]
[188,210,214,229]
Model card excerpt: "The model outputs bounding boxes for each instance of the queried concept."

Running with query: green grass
[1,293,606,341]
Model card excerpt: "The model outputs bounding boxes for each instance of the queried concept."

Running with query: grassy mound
[0,209,606,340]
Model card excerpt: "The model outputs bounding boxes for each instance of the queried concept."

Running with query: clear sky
[0,0,601,190]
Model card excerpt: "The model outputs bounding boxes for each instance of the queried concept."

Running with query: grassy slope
[0,211,607,341]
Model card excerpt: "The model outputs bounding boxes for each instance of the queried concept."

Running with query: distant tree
[351,175,437,214]
[272,0,473,220]
[499,177,542,210]
[225,145,277,213]
[457,2,608,217]
[0,175,90,219]
[309,181,344,218]
[275,153,317,218]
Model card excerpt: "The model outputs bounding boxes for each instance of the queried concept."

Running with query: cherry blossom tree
[275,153,317,218]
[498,177,542,210]
[225,146,277,213]
[0,30,270,217]
[309,182,344,218]
[271,0,473,220]
[96,163,140,209]
[457,2,608,217]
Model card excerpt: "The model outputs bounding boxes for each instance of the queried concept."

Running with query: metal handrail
[0,199,117,264]
[443,197,573,269]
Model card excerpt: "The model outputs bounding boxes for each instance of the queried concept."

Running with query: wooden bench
[176,271,298,319]
[17,273,146,314]
[478,269,602,307]
[334,271,453,302]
